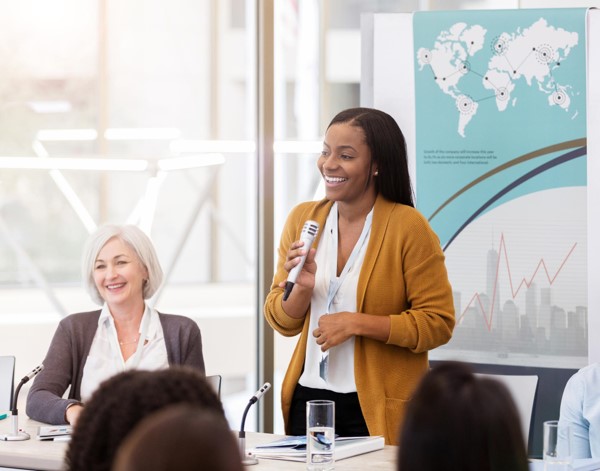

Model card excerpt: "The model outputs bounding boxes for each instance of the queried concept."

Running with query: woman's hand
[277,240,317,291]
[65,404,84,427]
[313,312,356,351]
[313,312,392,351]
[277,240,317,319]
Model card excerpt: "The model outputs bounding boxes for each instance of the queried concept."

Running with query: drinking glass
[306,400,335,471]
[543,420,572,471]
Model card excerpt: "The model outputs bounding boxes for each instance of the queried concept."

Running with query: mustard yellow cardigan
[264,195,455,445]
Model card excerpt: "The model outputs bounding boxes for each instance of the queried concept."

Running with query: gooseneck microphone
[238,382,272,466]
[1,364,44,441]
[283,220,319,301]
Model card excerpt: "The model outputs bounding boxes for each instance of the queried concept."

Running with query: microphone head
[302,221,319,239]
[23,364,45,382]
[254,382,271,401]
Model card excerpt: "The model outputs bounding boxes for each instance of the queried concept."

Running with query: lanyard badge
[318,205,373,382]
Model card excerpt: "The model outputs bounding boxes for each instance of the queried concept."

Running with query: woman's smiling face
[318,122,377,205]
[93,237,148,309]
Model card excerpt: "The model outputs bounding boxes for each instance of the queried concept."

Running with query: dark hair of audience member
[66,367,224,471]
[397,361,529,471]
[112,404,243,471]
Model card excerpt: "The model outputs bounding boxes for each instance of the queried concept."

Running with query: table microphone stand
[1,364,44,441]
[238,382,271,466]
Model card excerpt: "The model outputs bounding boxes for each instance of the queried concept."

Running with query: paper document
[250,435,384,462]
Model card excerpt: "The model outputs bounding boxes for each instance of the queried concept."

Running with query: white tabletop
[0,417,67,471]
[1,417,397,471]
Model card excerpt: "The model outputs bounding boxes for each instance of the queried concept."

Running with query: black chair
[206,374,222,398]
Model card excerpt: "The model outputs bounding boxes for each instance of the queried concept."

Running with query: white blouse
[79,303,169,402]
[298,203,372,393]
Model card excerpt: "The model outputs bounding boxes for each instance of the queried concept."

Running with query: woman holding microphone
[264,107,455,445]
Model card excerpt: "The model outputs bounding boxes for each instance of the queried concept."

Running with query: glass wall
[0,0,257,429]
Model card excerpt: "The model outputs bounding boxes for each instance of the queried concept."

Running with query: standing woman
[27,225,205,426]
[264,107,455,445]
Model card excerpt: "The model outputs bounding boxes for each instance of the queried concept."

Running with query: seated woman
[559,362,600,458]
[26,224,205,426]
[65,367,223,471]
[397,361,529,471]
[113,404,243,471]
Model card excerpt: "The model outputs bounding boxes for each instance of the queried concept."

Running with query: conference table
[0,417,398,470]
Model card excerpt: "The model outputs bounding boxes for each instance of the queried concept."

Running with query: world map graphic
[416,18,579,137]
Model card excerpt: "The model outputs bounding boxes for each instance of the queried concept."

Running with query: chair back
[0,356,15,411]
[476,372,538,447]
[206,374,222,398]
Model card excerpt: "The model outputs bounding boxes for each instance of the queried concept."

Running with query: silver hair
[81,225,164,306]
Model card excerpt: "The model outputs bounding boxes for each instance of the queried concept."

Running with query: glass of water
[306,400,335,471]
[543,420,572,470]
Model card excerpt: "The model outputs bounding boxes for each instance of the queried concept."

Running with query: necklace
[119,335,140,346]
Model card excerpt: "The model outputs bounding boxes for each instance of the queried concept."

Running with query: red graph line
[457,233,577,331]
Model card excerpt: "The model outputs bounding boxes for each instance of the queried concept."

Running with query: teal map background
[413,8,587,248]
[411,9,589,366]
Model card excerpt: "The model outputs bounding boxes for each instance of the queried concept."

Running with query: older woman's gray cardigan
[26,310,205,425]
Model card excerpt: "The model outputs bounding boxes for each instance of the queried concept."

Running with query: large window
[0,0,257,429]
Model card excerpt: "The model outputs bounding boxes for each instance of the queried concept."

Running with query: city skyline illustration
[441,232,587,358]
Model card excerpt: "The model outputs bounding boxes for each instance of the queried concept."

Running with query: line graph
[457,233,578,331]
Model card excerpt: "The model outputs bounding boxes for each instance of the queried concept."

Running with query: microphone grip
[284,251,309,300]
[283,281,294,301]
[282,221,319,301]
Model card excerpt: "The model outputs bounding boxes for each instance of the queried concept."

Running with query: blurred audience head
[66,367,223,471]
[112,404,243,471]
[397,361,529,471]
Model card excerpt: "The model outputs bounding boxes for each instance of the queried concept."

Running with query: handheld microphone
[1,364,44,441]
[283,220,319,301]
[238,382,272,466]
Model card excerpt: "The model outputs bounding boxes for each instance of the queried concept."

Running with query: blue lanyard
[319,204,373,381]
[325,203,374,314]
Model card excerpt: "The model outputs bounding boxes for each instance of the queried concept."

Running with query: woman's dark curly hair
[65,367,224,471]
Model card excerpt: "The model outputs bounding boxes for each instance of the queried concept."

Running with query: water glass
[543,420,572,470]
[306,400,335,471]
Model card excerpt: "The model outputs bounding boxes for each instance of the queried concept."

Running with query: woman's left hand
[313,312,355,352]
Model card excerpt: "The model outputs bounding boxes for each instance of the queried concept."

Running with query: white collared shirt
[298,203,371,393]
[79,303,169,402]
